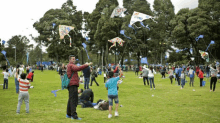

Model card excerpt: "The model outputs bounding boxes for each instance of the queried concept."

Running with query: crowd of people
[1,57,219,120]
[139,63,220,91]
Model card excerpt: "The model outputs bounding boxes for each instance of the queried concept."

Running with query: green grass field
[0,70,220,123]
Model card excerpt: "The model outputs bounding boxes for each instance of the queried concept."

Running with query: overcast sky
[0,0,198,51]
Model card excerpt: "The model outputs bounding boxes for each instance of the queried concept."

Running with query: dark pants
[169,76,173,84]
[3,78,8,89]
[143,77,149,85]
[80,100,93,108]
[90,77,99,86]
[26,70,29,74]
[210,77,217,91]
[161,72,165,78]
[200,78,203,87]
[67,85,78,118]
[104,77,107,83]
[84,78,90,89]
[15,78,19,93]
[176,74,180,85]
[135,71,139,76]
[149,77,155,88]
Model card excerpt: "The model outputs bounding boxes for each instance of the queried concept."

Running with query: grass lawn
[0,70,220,123]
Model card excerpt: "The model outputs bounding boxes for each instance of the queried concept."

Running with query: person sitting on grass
[105,68,123,118]
[78,89,94,108]
[16,73,30,114]
[27,71,34,82]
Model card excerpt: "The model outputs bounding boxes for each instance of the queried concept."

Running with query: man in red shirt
[66,55,92,120]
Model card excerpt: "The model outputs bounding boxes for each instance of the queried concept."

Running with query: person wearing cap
[142,65,149,86]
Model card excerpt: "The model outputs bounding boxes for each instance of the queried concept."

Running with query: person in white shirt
[142,65,149,86]
[18,65,24,78]
[148,66,156,90]
[2,69,10,89]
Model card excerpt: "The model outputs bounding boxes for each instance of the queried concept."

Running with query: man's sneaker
[115,112,119,117]
[66,114,71,118]
[71,116,82,120]
[108,114,112,118]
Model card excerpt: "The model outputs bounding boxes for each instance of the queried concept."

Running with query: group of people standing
[166,64,219,91]
[140,63,219,92]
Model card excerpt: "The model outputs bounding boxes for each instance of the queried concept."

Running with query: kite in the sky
[130,11,156,26]
[1,50,10,66]
[195,35,204,41]
[59,25,74,47]
[2,40,6,45]
[110,6,127,18]
[108,37,125,50]
[120,30,131,39]
[199,50,209,62]
[205,40,215,51]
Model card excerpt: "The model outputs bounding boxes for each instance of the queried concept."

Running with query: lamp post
[13,46,16,63]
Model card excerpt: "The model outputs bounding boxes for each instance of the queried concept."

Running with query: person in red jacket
[66,55,92,120]
[27,71,34,82]
[198,69,204,87]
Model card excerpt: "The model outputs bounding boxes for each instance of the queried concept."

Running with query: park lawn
[0,70,220,123]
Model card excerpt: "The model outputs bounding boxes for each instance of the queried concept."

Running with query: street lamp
[13,46,16,63]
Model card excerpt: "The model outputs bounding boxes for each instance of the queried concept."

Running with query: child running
[105,68,123,118]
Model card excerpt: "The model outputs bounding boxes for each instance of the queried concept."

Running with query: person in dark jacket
[82,65,91,89]
[78,89,94,108]
[66,55,92,120]
[59,64,66,87]
[90,68,99,86]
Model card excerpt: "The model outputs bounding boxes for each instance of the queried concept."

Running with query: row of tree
[1,0,219,66]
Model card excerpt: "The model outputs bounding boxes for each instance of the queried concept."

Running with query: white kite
[130,11,156,26]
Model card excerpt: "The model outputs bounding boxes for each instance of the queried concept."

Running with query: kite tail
[205,44,210,52]
[85,49,90,60]
[109,45,115,50]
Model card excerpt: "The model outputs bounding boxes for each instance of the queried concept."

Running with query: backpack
[95,72,98,77]
[62,72,74,89]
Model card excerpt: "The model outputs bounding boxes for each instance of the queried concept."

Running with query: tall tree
[198,0,220,60]
[151,0,175,64]
[122,0,153,66]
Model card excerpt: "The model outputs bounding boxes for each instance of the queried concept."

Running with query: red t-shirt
[198,71,204,79]
[27,72,33,79]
